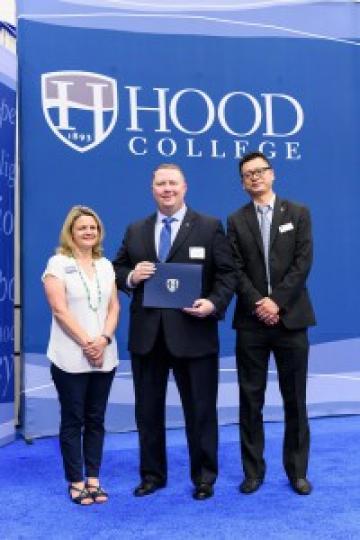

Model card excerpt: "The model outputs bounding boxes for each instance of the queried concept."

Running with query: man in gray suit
[227,151,316,496]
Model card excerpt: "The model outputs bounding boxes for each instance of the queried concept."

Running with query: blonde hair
[56,205,104,259]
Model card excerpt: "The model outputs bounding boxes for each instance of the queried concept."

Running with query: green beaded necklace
[75,260,102,312]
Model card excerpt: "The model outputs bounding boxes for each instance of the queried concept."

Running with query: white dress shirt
[154,205,187,256]
[42,254,119,373]
[127,205,187,288]
[253,194,276,228]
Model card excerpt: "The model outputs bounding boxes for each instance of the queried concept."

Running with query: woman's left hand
[83,336,107,366]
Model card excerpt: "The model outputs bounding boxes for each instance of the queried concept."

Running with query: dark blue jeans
[51,363,115,483]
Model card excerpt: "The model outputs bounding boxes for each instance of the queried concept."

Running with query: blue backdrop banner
[0,46,16,447]
[18,1,360,438]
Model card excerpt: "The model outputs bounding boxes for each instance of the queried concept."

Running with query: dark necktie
[257,205,271,294]
[158,217,176,262]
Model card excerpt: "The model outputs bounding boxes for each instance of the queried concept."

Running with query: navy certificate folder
[143,263,202,308]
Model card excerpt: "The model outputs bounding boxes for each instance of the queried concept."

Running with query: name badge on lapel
[65,265,77,273]
[279,223,294,234]
[189,247,205,260]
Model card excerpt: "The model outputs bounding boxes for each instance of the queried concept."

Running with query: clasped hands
[255,297,279,326]
[131,261,215,318]
[83,335,108,368]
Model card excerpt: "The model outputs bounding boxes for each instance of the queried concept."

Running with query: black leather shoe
[133,480,166,497]
[193,483,214,501]
[239,478,263,494]
[290,478,312,495]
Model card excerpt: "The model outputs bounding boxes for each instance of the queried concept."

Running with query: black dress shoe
[290,478,312,495]
[133,480,166,497]
[193,483,214,501]
[239,478,263,494]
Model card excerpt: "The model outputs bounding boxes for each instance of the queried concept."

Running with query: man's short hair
[152,163,186,180]
[238,151,272,177]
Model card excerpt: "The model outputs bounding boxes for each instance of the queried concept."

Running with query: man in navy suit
[227,151,316,496]
[113,163,235,500]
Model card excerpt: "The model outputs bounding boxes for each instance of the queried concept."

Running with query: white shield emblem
[41,71,118,152]
[166,279,179,293]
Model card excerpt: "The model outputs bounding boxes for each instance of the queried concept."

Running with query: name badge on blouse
[65,265,77,273]
[279,222,294,234]
[189,247,205,260]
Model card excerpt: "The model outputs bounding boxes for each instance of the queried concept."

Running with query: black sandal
[68,484,93,505]
[86,483,109,503]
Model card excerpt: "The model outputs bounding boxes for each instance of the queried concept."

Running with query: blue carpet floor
[1,416,360,540]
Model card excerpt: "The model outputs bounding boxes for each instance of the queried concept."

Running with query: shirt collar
[254,194,276,212]
[157,205,187,224]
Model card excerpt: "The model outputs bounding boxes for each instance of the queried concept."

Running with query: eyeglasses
[242,166,271,181]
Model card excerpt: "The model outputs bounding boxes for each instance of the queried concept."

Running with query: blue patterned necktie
[158,217,176,262]
[257,205,272,294]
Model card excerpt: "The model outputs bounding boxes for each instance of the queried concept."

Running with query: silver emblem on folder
[166,279,179,293]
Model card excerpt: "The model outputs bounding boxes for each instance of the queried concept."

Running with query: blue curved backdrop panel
[0,46,16,446]
[18,1,360,438]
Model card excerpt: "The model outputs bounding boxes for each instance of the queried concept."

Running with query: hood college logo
[166,279,179,293]
[41,71,118,152]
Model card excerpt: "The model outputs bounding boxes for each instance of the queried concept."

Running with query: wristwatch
[101,334,112,345]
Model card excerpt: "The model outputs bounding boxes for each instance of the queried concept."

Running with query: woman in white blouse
[43,206,120,505]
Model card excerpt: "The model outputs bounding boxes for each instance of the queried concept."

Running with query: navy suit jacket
[113,208,236,357]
